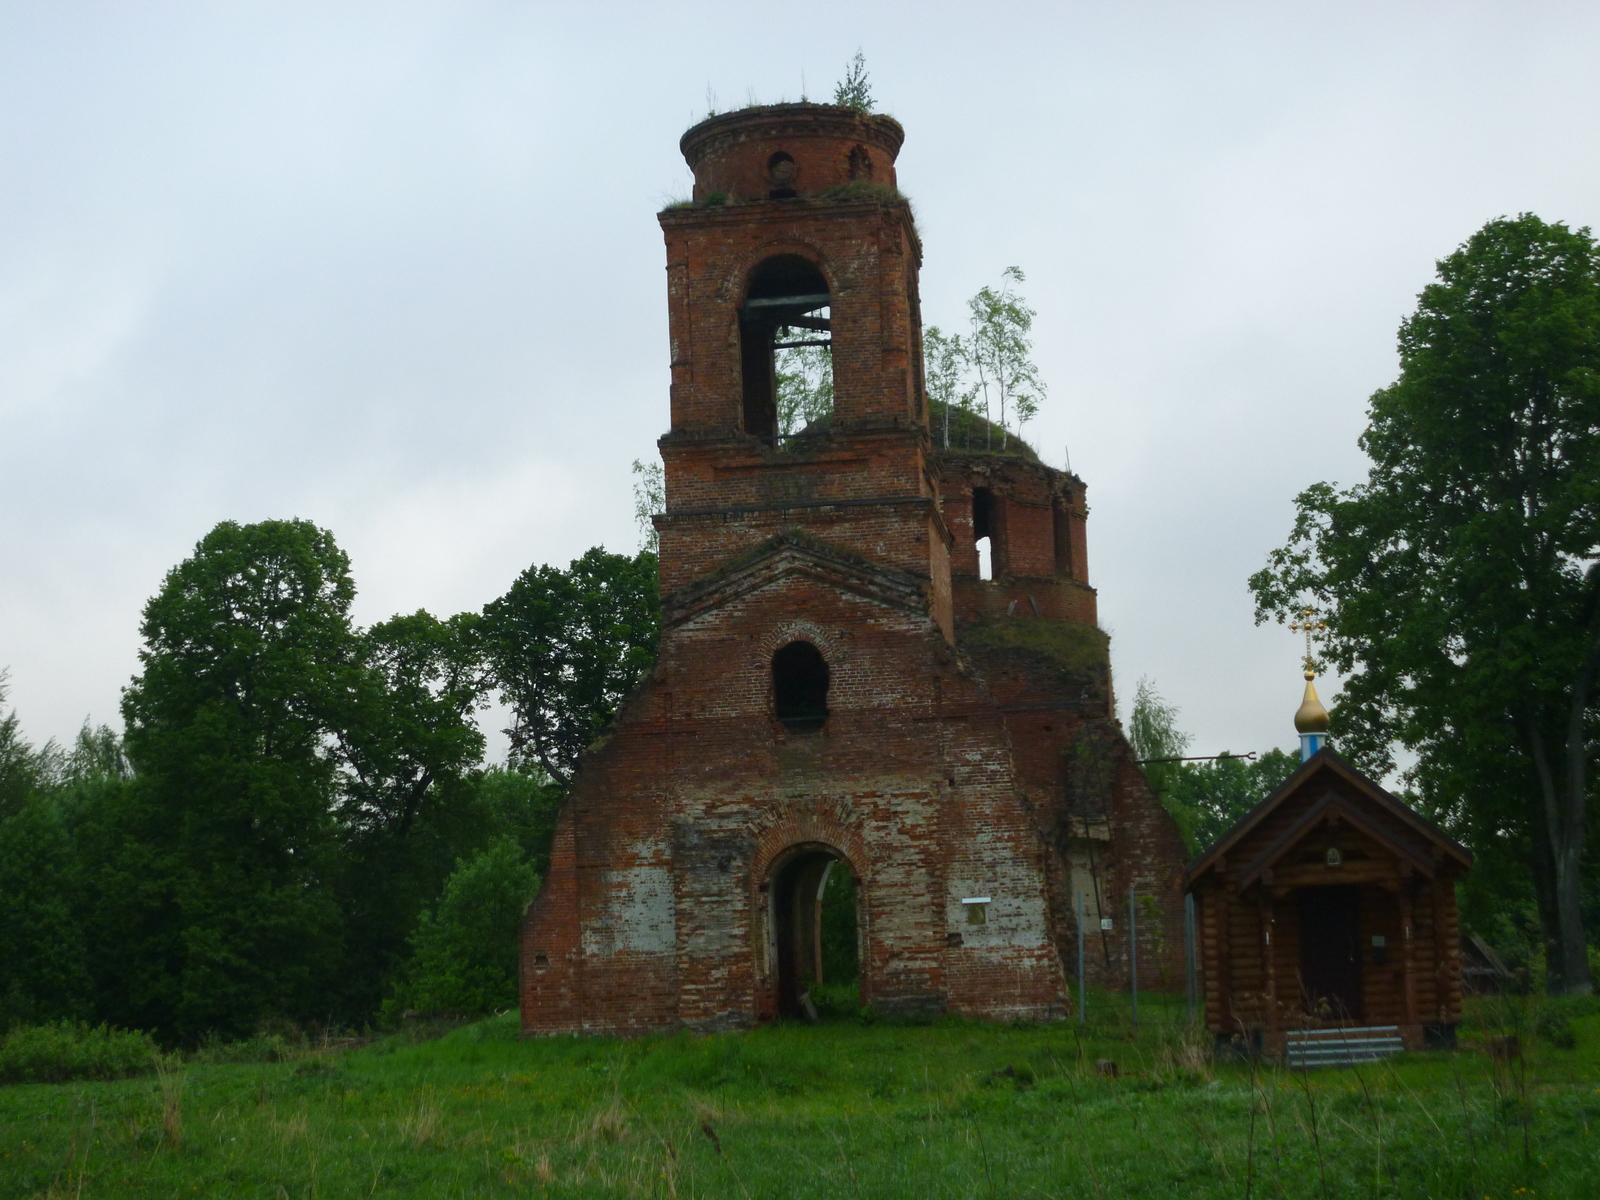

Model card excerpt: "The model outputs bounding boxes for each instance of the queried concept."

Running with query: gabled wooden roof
[1184,748,1472,890]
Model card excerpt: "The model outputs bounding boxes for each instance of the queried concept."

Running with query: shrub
[188,1031,298,1064]
[0,1021,158,1084]
[389,837,540,1019]
[1535,995,1599,1050]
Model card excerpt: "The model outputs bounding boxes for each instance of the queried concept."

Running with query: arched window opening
[847,145,873,181]
[973,486,998,581]
[773,640,829,730]
[1052,498,1074,578]
[742,256,832,442]
[767,151,798,199]
[772,848,859,1020]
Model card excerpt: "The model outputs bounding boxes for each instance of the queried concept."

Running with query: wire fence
[1069,887,1199,1031]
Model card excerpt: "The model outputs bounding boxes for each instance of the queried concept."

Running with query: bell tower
[655,104,953,638]
[518,99,1189,1039]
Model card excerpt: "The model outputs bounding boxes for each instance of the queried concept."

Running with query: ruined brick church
[519,103,1188,1035]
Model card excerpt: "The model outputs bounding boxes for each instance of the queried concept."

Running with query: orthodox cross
[1289,606,1327,672]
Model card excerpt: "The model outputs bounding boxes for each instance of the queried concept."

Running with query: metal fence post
[1129,885,1138,1028]
[1184,892,1198,1025]
[1077,890,1086,1025]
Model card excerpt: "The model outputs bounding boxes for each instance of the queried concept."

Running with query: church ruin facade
[518,103,1188,1035]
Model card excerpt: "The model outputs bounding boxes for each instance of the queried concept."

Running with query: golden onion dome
[1294,669,1330,734]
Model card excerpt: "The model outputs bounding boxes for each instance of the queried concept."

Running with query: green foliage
[390,837,540,1018]
[111,519,356,1041]
[470,764,566,879]
[832,50,873,112]
[0,795,91,1030]
[1249,213,1600,993]
[0,675,45,823]
[1125,677,1191,767]
[0,1021,158,1084]
[775,338,834,437]
[817,180,904,205]
[1166,748,1301,852]
[331,608,492,1015]
[818,862,858,987]
[1125,677,1194,842]
[482,546,660,784]
[0,522,663,1042]
[925,269,1047,452]
[1125,678,1298,853]
[925,325,972,448]
[631,457,664,553]
[0,679,93,1030]
[966,266,1045,449]
[928,400,1041,459]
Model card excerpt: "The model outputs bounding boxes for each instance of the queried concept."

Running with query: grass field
[2,995,1597,1198]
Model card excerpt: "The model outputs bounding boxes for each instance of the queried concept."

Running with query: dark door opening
[772,849,858,1019]
[1298,885,1364,1022]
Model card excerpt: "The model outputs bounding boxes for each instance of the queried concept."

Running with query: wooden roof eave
[1233,791,1438,892]
[1184,748,1472,891]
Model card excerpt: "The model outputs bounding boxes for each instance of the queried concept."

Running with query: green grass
[0,1023,159,1086]
[2,996,1597,1198]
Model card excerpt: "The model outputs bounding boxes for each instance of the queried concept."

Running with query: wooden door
[1297,885,1364,1022]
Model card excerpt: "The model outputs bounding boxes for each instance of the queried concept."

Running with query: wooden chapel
[1185,670,1472,1056]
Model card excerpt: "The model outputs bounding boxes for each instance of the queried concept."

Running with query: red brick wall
[681,105,904,204]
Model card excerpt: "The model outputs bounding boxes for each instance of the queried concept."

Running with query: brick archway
[751,810,868,1021]
[718,238,839,306]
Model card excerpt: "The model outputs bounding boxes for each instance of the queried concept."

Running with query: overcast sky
[3,2,1598,766]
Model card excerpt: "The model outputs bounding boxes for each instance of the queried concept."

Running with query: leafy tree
[1126,677,1299,853]
[0,674,44,823]
[775,338,833,437]
[389,836,539,1017]
[833,51,873,112]
[921,270,1047,454]
[472,764,567,879]
[0,681,93,1029]
[332,610,492,1020]
[338,611,487,842]
[925,325,974,450]
[966,267,1045,450]
[632,458,664,554]
[1166,749,1301,852]
[1250,214,1600,993]
[112,519,358,1038]
[1125,678,1196,846]
[481,548,660,785]
[0,794,92,1029]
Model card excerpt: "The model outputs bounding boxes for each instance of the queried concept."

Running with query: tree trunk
[1523,800,1563,992]
[1526,711,1593,995]
[1555,618,1600,994]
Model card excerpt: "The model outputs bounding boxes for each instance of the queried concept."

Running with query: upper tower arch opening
[741,254,832,441]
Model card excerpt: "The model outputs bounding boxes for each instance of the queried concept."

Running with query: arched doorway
[769,844,859,1018]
